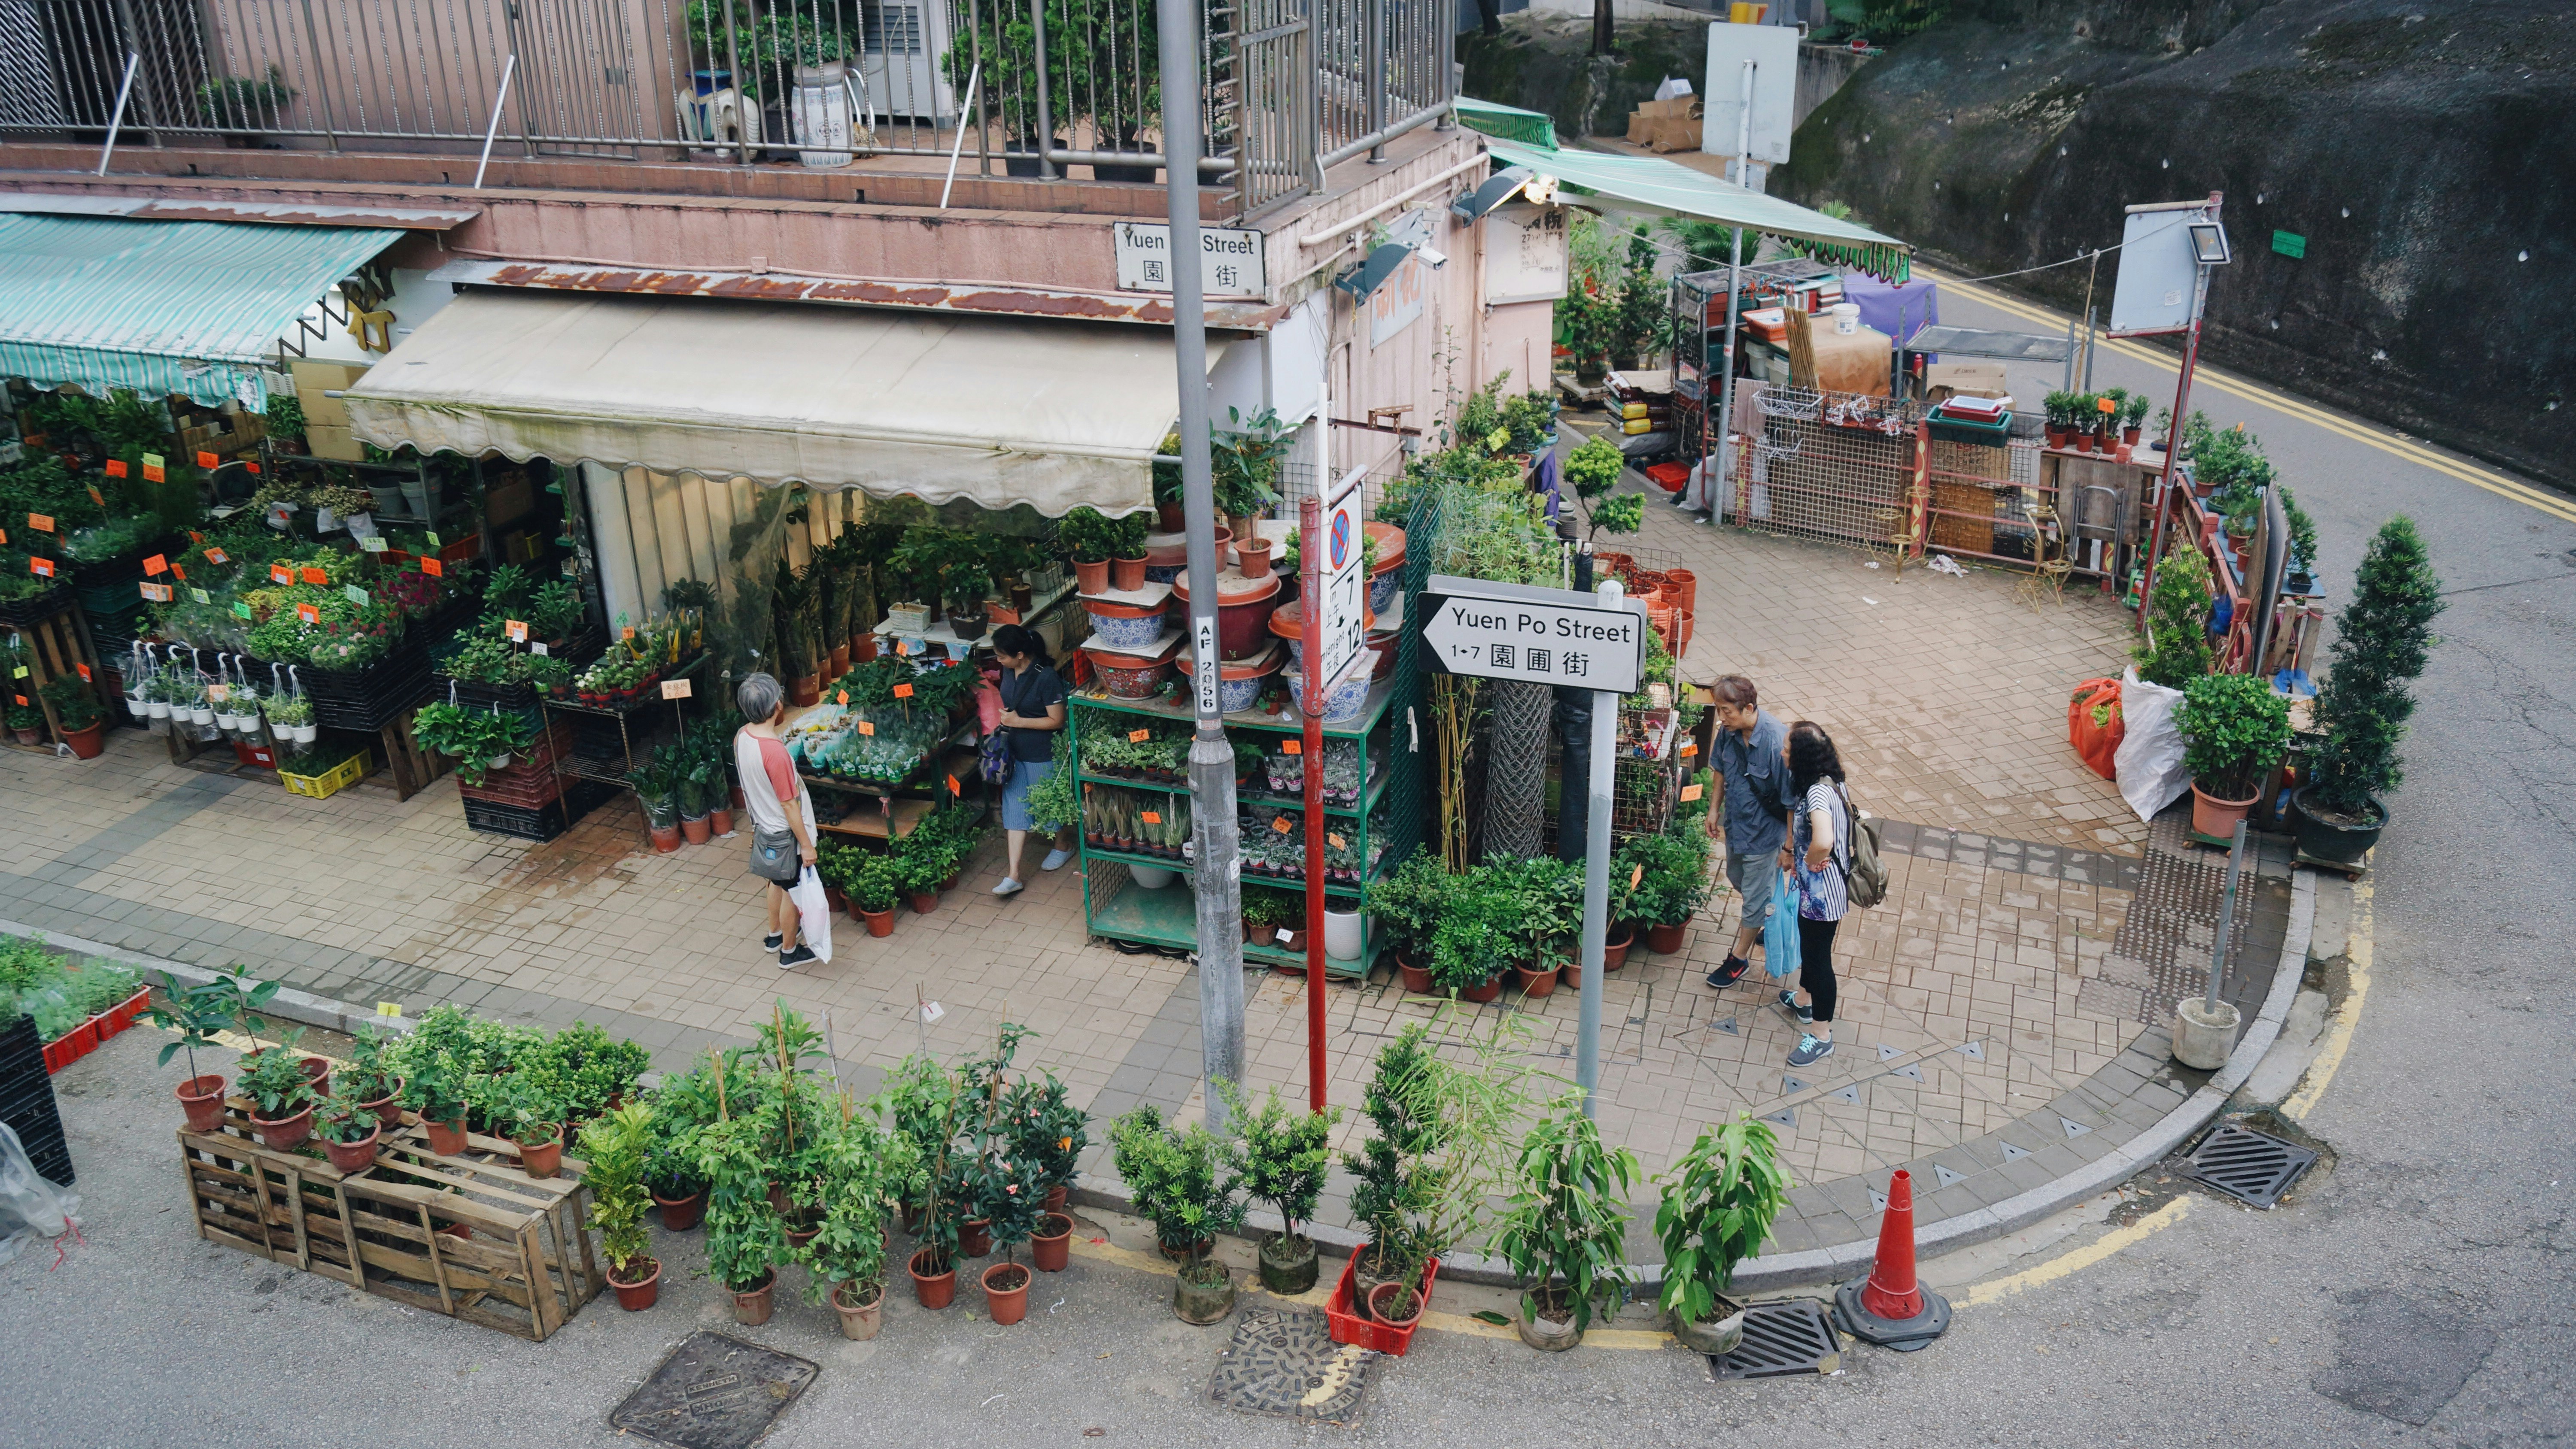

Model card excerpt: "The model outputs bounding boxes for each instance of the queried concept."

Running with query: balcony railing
[1,0,1452,219]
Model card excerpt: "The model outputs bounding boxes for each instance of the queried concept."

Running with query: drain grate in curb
[1710,1298,1843,1379]
[1209,1309,1378,1425]
[2178,1124,2317,1209]
[609,1332,819,1449]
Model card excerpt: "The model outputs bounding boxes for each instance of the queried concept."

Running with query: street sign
[1314,467,1369,684]
[1419,574,1644,694]
[1112,221,1267,297]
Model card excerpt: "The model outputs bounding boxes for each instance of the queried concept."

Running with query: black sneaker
[1705,955,1752,989]
[1777,988,1813,1024]
[778,943,818,970]
[763,932,784,952]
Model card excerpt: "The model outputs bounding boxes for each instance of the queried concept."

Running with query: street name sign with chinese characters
[1419,574,1644,694]
[1112,221,1267,298]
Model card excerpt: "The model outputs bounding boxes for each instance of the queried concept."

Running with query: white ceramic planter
[1323,906,1364,962]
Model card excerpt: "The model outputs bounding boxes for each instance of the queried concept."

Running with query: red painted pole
[2137,192,2223,637]
[1859,1168,1926,1321]
[1299,491,1327,1114]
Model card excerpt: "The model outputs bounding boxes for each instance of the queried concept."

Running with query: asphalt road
[7,282,2573,1446]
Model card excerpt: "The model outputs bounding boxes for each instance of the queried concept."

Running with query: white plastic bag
[0,1122,80,1270]
[787,864,834,965]
[2112,665,2192,822]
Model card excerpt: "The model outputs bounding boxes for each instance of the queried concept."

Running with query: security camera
[1417,246,1449,269]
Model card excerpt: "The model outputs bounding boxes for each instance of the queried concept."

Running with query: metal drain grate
[1710,1298,1844,1379]
[2178,1124,2317,1209]
[609,1332,819,1449]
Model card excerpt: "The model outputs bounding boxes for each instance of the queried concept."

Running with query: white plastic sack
[788,865,834,965]
[0,1122,80,1270]
[2113,665,2192,822]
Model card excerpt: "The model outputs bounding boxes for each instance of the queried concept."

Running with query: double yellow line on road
[1922,270,2576,526]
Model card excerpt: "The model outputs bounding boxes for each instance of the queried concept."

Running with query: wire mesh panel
[1724,386,1921,561]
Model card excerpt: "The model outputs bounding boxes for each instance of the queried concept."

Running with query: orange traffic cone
[1832,1168,1952,1351]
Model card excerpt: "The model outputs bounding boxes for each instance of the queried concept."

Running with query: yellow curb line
[2281,877,2371,1121]
[1920,270,2576,527]
[1959,1197,2193,1307]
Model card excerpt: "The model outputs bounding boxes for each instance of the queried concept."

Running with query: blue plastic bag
[1764,869,1801,980]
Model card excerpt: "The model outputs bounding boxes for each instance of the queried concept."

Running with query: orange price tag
[836,690,849,705]
[270,563,293,584]
[1281,739,1301,755]
[858,721,876,737]
[506,620,529,643]
[1629,864,1644,888]
[74,663,90,683]
[170,562,187,582]
[1272,816,1293,834]
[29,558,53,577]
[947,774,963,795]
[143,554,167,576]
[204,548,228,565]
[1142,811,1163,825]
[0,528,8,544]
[86,485,105,506]
[421,557,443,578]
[1327,832,1346,849]
[1679,783,1704,803]
[1680,739,1698,757]
[142,463,164,484]
[195,450,218,468]
[245,462,261,476]
[141,582,173,603]
[297,602,320,624]
[189,530,204,544]
[26,513,52,533]
[300,567,327,585]
[1128,728,1150,743]
[893,682,914,700]
[622,626,635,640]
[103,460,127,478]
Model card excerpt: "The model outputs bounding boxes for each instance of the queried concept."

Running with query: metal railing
[0,0,1452,218]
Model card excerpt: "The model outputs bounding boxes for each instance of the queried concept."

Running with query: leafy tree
[2134,546,2215,688]
[2306,517,2443,816]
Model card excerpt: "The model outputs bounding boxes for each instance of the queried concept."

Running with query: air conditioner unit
[860,0,957,125]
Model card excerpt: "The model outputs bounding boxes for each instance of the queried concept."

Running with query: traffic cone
[1832,1169,1952,1351]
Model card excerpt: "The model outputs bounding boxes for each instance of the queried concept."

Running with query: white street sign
[1419,575,1643,694]
[1112,221,1267,297]
[1315,467,1369,684]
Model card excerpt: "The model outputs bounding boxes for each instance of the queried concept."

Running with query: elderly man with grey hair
[1705,673,1789,990]
[733,672,822,969]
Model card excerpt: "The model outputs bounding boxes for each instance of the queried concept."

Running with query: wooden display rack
[179,1102,601,1341]
[3,594,100,753]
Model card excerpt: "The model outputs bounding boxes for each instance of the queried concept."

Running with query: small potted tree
[852,855,901,937]
[1231,1081,1340,1294]
[341,1026,406,1131]
[1111,1102,1247,1325]
[2292,517,2443,866]
[38,675,106,759]
[2133,547,2216,688]
[1367,847,1451,992]
[406,1054,470,1155]
[1015,1076,1085,1270]
[147,970,246,1131]
[1060,507,1121,596]
[944,561,994,644]
[886,1052,965,1308]
[803,1094,907,1338]
[1241,887,1291,946]
[1493,1091,1640,1351]
[313,1088,384,1173]
[1654,1115,1790,1353]
[980,1148,1048,1325]
[1505,857,1583,996]
[238,1047,319,1151]
[586,1100,662,1310]
[2178,671,2292,840]
[688,1093,788,1325]
[497,1077,566,1179]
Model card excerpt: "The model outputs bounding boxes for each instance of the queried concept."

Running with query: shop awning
[0,213,401,407]
[1483,139,1914,282]
[347,291,1213,517]
[1457,97,1560,151]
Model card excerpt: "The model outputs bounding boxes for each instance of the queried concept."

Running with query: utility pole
[1707,57,1755,530]
[1160,0,1245,1129]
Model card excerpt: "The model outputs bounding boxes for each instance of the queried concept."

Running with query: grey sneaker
[1788,1034,1835,1067]
[1777,989,1813,1024]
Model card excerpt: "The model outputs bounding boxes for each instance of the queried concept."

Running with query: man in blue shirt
[1705,674,1790,989]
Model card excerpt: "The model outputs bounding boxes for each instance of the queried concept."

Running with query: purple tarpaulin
[1842,274,1941,350]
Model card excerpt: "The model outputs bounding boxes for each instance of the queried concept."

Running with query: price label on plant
[297,602,320,624]
[359,535,387,553]
[103,460,125,478]
[506,619,529,642]
[1142,811,1162,825]
[86,485,104,506]
[1328,832,1347,849]
[170,562,186,582]
[233,601,252,619]
[204,547,228,565]
[1630,864,1643,888]
[191,588,210,604]
[1679,739,1698,757]
[141,582,173,602]
[377,1002,402,1019]
[74,663,88,682]
[1128,728,1151,743]
[530,641,548,657]
[300,567,327,585]
[1276,929,1296,947]
[1679,783,1703,803]
[858,721,876,736]
[26,513,52,532]
[142,460,165,484]
[621,626,635,640]
[893,683,914,699]
[660,679,692,700]
[1272,816,1293,833]
[1281,739,1301,755]
[425,531,440,548]
[947,774,963,795]
[207,683,230,701]
[29,557,52,577]
[421,557,443,578]
[343,584,368,606]
[270,563,293,584]
[195,450,218,468]
[835,690,849,705]
[143,554,167,576]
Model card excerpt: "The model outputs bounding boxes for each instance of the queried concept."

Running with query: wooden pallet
[3,601,100,749]
[179,1102,600,1340]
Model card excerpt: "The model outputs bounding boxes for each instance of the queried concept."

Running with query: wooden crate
[179,1103,601,1340]
[3,599,100,750]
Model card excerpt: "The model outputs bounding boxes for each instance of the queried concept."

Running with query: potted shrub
[2177,671,2291,840]
[1016,1070,1089,1215]
[6,697,41,746]
[38,675,105,759]
[628,753,683,853]
[801,1091,908,1339]
[1060,507,1121,596]
[2292,517,2443,866]
[644,1062,715,1228]
[979,1147,1047,1325]
[1367,848,1450,991]
[945,561,993,644]
[1211,406,1288,545]
[313,1089,383,1174]
[852,855,901,937]
[341,1027,406,1131]
[2041,390,2073,449]
[1654,1115,1789,1353]
[1111,1102,1246,1325]
[1502,856,1582,997]
[686,1075,788,1325]
[2121,391,2151,445]
[2279,486,2321,595]
[497,1077,566,1179]
[405,1054,470,1155]
[1623,830,1712,955]
[1428,888,1507,1003]
[1242,887,1291,946]
[1231,1081,1340,1295]
[585,1101,663,1310]
[885,1052,965,1308]
[2134,546,2216,688]
[1493,1092,1640,1351]
[147,969,260,1131]
[237,1046,318,1151]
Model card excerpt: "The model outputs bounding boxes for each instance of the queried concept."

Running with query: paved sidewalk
[0,477,2268,1273]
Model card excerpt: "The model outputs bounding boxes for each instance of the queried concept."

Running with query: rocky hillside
[1774,0,2573,492]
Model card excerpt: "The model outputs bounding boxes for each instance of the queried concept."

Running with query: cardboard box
[304,421,365,461]
[291,359,371,429]
[1645,116,1702,153]
[1627,96,1701,147]
[1925,361,2008,400]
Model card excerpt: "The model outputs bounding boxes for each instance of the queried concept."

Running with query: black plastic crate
[462,776,616,843]
[0,1016,72,1187]
[0,581,77,628]
[301,642,435,732]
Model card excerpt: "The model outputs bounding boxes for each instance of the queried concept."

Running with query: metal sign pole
[1707,57,1754,527]
[1300,491,1328,1112]
[1574,577,1624,1116]
[1160,0,1244,1127]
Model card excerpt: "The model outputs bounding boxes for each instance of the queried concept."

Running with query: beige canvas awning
[347,290,1215,516]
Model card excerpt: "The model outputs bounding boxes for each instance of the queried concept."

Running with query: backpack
[1835,783,1888,909]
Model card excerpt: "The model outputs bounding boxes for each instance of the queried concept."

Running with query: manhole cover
[609,1332,820,1449]
[1711,1298,1843,1379]
[1209,1308,1378,1425]
[2178,1123,2317,1209]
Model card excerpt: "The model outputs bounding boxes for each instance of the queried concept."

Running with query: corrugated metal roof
[0,192,477,229]
[0,213,399,406]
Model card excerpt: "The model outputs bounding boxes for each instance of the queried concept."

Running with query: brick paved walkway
[0,474,2268,1265]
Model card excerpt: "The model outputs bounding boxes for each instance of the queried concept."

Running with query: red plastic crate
[94,988,150,1039]
[41,1017,101,1074]
[1643,461,1690,492]
[1322,1252,1440,1356]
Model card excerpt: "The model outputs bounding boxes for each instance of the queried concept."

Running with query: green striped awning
[1484,139,1914,282]
[0,214,401,408]
[1457,97,1558,152]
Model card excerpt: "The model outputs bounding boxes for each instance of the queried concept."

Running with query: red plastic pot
[1110,554,1149,591]
[910,891,939,915]
[1033,1213,1073,1272]
[681,814,714,845]
[2190,783,2258,840]
[1646,920,1689,954]
[1461,974,1504,1004]
[731,1269,778,1325]
[1368,1280,1425,1328]
[512,1130,564,1179]
[960,1218,993,1258]
[425,1117,469,1155]
[983,1262,1032,1324]
[61,722,104,759]
[1515,962,1560,998]
[1075,558,1112,595]
[176,1074,228,1133]
[252,1106,314,1152]
[611,1258,662,1311]
[860,906,895,937]
[652,1188,704,1230]
[1396,955,1435,994]
[1604,927,1634,971]
[910,1247,958,1309]
[708,806,735,837]
[361,1076,407,1131]
[1045,1182,1069,1213]
[649,822,681,853]
[324,1126,381,1174]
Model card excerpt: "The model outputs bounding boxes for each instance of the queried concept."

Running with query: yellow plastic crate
[280,749,369,800]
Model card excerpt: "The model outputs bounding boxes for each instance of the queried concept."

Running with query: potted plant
[1654,1115,1790,1353]
[885,1052,965,1308]
[585,1100,663,1310]
[6,697,41,746]
[2178,670,2291,840]
[147,969,259,1131]
[497,1076,566,1179]
[1493,1091,1640,1351]
[406,1053,471,1155]
[1623,830,1712,955]
[978,1146,1047,1325]
[1364,848,1450,992]
[342,1026,406,1130]
[627,753,683,853]
[2121,391,2151,445]
[196,67,295,144]
[2279,485,2321,594]
[2133,547,2216,688]
[313,1088,384,1174]
[238,1045,318,1151]
[1502,856,1582,997]
[686,1062,789,1324]
[800,1088,907,1338]
[1241,887,1291,946]
[2292,517,2442,866]
[1230,1081,1340,1294]
[851,855,901,937]
[1211,406,1288,545]
[644,1062,715,1228]
[944,561,993,643]
[1059,508,1121,595]
[1428,879,1507,1003]
[37,675,105,759]
[1111,1102,1247,1324]
[2041,391,2073,449]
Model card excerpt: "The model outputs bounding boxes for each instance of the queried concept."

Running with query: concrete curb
[16,867,2317,1293]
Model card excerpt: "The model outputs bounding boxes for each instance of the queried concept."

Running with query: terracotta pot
[910,1247,958,1309]
[789,673,823,707]
[786,1221,821,1249]
[983,1262,1032,1324]
[1604,927,1634,971]
[1663,567,1698,618]
[1561,958,1583,989]
[649,822,681,853]
[1236,535,1275,573]
[853,634,878,664]
[11,727,39,747]
[1367,1280,1425,1328]
[323,1126,381,1174]
[611,1258,662,1311]
[829,643,851,676]
[1033,1213,1073,1272]
[2046,425,2070,448]
[176,1075,228,1133]
[832,1279,884,1339]
[708,806,734,837]
[2123,426,2142,445]
[361,1077,406,1130]
[652,1188,704,1230]
[298,1056,333,1099]
[1109,554,1149,591]
[511,1129,564,1179]
[1247,921,1277,946]
[425,1116,468,1155]
[1258,1233,1319,1295]
[1515,962,1560,998]
[1646,920,1689,954]
[681,814,714,845]
[61,722,104,759]
[2190,782,2260,840]
[1461,973,1504,1004]
[1396,953,1435,994]
[860,906,895,937]
[1157,499,1187,533]
[960,1218,993,1258]
[251,1106,313,1152]
[730,1269,778,1325]
[1175,1262,1235,1325]
[910,891,940,915]
[1075,558,1112,595]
